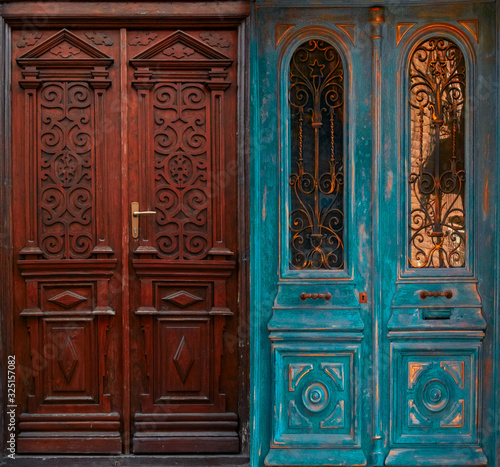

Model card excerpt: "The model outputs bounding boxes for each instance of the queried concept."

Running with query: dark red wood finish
[8,12,246,455]
[127,28,240,452]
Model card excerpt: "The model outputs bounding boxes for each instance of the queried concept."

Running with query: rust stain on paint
[485,358,492,380]
[484,178,489,216]
[263,186,268,221]
[484,135,490,216]
[359,224,368,262]
[385,172,393,201]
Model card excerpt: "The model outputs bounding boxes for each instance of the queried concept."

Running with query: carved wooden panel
[12,27,121,454]
[41,283,94,312]
[391,343,479,445]
[131,262,239,453]
[38,82,95,259]
[130,29,234,258]
[42,318,98,403]
[153,83,211,259]
[155,318,210,400]
[272,343,360,447]
[10,18,244,456]
[128,27,240,454]
[156,284,209,312]
[16,28,114,259]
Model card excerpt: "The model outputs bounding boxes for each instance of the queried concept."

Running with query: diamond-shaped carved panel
[57,336,78,384]
[49,290,87,309]
[162,290,203,308]
[173,336,194,383]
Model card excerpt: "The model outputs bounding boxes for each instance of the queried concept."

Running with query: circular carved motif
[422,378,450,412]
[302,382,329,412]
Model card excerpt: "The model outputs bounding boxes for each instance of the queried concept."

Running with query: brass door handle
[300,292,332,301]
[131,202,156,239]
[419,290,453,299]
[133,211,157,216]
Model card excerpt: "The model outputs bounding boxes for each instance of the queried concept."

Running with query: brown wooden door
[10,23,243,455]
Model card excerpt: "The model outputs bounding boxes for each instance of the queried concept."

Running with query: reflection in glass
[408,38,466,268]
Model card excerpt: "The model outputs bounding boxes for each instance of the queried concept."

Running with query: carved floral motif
[162,43,195,59]
[85,31,114,46]
[17,31,43,48]
[199,32,231,49]
[129,32,158,46]
[50,43,81,58]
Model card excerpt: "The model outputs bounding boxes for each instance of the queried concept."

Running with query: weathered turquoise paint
[250,1,499,467]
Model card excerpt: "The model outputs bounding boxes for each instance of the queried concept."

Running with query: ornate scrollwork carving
[153,83,210,259]
[288,40,345,270]
[39,82,94,258]
[408,37,466,268]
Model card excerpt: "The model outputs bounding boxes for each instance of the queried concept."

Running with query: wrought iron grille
[408,37,466,268]
[288,40,345,270]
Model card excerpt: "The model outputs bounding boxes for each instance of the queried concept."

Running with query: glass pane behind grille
[288,40,345,270]
[408,37,466,268]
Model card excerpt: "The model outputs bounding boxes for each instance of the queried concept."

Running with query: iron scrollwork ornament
[408,38,466,268]
[288,40,345,270]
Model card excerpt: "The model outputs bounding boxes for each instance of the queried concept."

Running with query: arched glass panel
[408,37,466,268]
[288,40,345,270]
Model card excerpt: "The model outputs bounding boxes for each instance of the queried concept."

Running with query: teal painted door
[250,1,499,466]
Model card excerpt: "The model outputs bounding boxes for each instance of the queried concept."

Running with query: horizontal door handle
[300,292,332,301]
[419,290,453,299]
[131,202,157,239]
[132,210,157,216]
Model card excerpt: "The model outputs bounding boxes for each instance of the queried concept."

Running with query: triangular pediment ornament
[131,30,231,63]
[17,29,113,67]
[17,29,113,88]
[130,30,233,85]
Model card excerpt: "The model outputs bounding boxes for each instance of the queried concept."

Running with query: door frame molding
[0,2,250,464]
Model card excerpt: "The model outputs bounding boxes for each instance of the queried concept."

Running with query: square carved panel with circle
[391,342,479,445]
[272,343,361,447]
